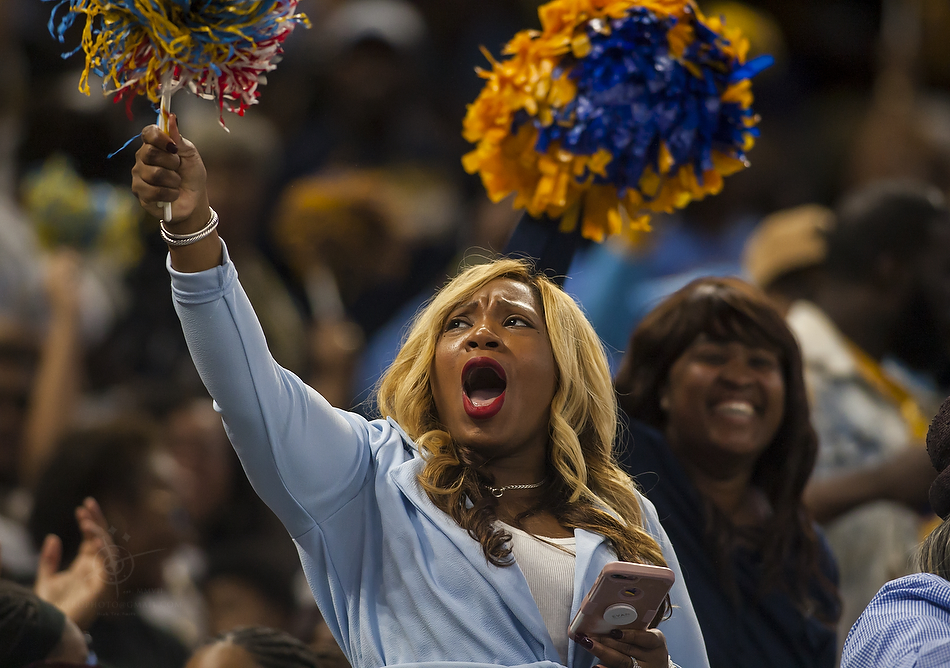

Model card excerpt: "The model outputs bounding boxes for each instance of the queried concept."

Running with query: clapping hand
[34,497,116,630]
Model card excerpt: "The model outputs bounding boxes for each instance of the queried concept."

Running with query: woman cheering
[130,117,709,668]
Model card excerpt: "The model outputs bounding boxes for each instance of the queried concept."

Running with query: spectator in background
[0,4,84,559]
[164,397,286,548]
[163,396,303,645]
[0,320,39,579]
[0,579,95,666]
[271,167,458,407]
[0,249,84,583]
[200,539,303,638]
[787,180,950,648]
[32,497,114,633]
[270,169,402,406]
[1,496,111,667]
[186,626,318,668]
[840,395,950,668]
[17,250,84,491]
[741,203,834,316]
[181,103,309,376]
[275,0,451,182]
[0,7,47,333]
[28,418,189,668]
[616,277,841,668]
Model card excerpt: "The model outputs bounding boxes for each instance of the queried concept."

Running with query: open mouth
[462,357,507,419]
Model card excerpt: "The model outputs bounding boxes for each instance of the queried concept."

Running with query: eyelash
[444,316,531,330]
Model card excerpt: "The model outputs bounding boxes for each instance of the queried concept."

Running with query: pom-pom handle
[157,73,177,222]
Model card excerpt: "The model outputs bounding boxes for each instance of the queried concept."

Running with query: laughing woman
[615,278,841,668]
[130,119,709,668]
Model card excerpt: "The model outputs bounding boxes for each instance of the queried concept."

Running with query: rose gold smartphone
[568,561,675,637]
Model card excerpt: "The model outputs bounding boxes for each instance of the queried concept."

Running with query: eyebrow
[452,297,539,315]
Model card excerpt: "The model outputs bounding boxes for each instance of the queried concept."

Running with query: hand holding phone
[569,561,674,637]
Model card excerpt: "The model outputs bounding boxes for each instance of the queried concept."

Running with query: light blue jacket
[168,241,710,668]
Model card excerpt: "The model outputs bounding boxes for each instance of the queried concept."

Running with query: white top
[502,523,577,664]
[785,300,917,475]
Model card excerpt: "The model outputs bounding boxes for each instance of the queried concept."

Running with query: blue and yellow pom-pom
[462,0,773,242]
[46,0,309,119]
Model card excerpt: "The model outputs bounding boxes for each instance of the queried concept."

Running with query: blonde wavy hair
[377,258,667,569]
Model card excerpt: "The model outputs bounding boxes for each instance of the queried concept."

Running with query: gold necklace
[486,478,547,498]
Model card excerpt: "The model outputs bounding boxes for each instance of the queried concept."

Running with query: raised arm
[804,446,935,523]
[131,118,376,538]
[19,250,83,489]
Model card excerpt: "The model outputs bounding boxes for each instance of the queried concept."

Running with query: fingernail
[575,634,594,650]
[609,628,623,640]
[166,141,178,154]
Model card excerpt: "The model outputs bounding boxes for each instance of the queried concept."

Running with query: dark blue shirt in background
[617,415,840,668]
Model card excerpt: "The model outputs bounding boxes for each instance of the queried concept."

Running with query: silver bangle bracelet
[160,208,219,246]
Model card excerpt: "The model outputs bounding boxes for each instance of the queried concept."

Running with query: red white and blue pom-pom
[47,0,310,120]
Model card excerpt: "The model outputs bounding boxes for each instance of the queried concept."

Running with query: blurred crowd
[2,0,950,666]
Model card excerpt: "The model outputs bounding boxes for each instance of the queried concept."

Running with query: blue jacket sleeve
[168,242,374,538]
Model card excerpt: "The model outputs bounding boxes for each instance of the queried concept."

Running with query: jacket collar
[386,424,612,666]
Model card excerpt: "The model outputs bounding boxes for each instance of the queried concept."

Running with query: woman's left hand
[576,628,669,668]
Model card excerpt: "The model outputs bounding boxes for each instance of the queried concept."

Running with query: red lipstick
[462,357,507,420]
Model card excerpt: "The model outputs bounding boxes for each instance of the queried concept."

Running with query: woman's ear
[659,386,670,412]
